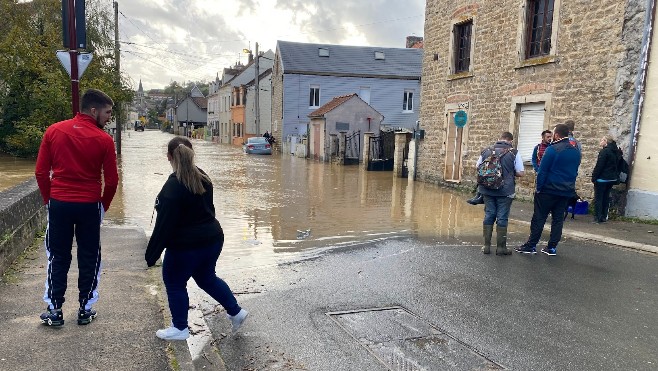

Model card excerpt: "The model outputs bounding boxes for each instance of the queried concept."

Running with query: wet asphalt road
[205,236,658,371]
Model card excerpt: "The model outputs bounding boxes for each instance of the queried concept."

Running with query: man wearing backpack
[516,123,581,256]
[476,131,525,255]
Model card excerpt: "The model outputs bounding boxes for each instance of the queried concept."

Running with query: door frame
[443,102,470,183]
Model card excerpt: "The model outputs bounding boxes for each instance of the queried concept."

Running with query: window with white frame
[403,90,414,112]
[359,87,371,104]
[309,85,320,108]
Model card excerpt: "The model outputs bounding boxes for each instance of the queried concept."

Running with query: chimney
[248,52,254,64]
[406,36,423,48]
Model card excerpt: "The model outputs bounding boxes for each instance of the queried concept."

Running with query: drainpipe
[412,120,420,180]
[628,0,656,182]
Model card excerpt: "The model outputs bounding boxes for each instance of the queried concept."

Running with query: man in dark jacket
[591,135,621,223]
[516,123,581,256]
[476,132,525,255]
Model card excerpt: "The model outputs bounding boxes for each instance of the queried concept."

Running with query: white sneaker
[227,309,249,334]
[156,326,190,340]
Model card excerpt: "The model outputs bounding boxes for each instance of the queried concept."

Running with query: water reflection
[0,153,36,192]
[0,130,512,268]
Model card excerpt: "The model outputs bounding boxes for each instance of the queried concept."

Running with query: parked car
[243,137,272,155]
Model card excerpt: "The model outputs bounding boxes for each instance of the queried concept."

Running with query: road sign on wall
[454,110,468,128]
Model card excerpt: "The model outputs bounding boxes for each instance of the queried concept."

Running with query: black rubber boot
[482,225,494,254]
[496,226,511,255]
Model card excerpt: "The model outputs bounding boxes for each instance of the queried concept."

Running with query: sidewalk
[0,213,655,370]
[0,226,181,371]
[509,199,658,254]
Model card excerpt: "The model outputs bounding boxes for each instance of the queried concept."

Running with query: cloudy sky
[110,0,425,91]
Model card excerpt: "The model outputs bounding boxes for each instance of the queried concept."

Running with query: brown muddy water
[1,130,520,267]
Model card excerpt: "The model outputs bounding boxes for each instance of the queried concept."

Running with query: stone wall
[418,0,647,200]
[0,179,46,277]
[271,52,284,152]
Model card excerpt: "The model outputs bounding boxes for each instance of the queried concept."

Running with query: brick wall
[418,0,646,200]
[0,179,46,277]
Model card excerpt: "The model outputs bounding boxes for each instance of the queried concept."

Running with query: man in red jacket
[35,89,118,326]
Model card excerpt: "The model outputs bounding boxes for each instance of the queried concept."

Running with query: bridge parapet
[0,179,46,277]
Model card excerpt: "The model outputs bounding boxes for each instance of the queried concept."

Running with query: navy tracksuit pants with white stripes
[44,199,103,310]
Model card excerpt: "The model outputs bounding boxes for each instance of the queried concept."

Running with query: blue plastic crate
[574,200,589,215]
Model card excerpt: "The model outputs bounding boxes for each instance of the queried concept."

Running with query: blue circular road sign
[454,110,468,128]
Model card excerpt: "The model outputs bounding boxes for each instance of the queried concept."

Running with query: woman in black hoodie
[146,137,248,340]
[591,135,621,223]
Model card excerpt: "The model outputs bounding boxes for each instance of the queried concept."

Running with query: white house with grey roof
[271,40,422,147]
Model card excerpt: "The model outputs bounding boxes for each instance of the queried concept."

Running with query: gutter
[628,0,656,181]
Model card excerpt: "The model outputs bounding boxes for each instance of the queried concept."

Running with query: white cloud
[117,0,424,91]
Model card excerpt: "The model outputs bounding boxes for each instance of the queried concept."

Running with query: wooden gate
[344,130,360,165]
[368,130,395,171]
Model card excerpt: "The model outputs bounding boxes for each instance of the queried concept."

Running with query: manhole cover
[327,306,503,370]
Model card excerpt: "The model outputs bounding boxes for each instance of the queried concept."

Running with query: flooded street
[110,130,491,267]
[1,130,509,267]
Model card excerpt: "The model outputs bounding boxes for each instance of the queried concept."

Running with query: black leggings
[594,182,614,222]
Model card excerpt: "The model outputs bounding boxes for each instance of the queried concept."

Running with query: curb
[150,263,227,371]
[510,218,658,255]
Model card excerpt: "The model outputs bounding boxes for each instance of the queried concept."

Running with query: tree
[0,0,133,157]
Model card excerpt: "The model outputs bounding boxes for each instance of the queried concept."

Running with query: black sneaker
[78,308,97,325]
[466,193,484,205]
[515,244,537,254]
[40,308,64,326]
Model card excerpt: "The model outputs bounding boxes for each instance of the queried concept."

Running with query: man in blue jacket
[516,123,581,256]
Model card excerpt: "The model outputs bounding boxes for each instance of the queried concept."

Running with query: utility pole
[66,0,79,114]
[255,42,260,136]
[114,1,122,155]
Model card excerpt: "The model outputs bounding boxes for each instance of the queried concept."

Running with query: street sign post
[61,0,86,49]
[61,0,87,115]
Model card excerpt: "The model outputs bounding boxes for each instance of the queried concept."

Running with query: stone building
[417,0,653,205]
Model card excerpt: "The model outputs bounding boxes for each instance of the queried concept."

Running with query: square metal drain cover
[327,306,503,370]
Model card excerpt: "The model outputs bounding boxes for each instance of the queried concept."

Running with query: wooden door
[444,112,464,182]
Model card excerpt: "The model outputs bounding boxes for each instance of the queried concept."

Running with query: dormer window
[374,51,385,60]
[318,48,329,57]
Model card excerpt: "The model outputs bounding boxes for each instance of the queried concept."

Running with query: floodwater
[1,130,501,267]
[0,153,36,192]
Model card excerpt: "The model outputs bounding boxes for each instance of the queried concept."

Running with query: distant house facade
[245,68,273,139]
[207,75,221,139]
[417,0,654,208]
[218,65,246,143]
[218,51,275,145]
[271,41,423,148]
[173,85,207,136]
[308,93,384,162]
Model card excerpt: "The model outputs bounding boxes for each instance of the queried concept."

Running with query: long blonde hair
[167,137,211,195]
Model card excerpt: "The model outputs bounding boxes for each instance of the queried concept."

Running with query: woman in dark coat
[591,135,621,223]
[146,136,248,340]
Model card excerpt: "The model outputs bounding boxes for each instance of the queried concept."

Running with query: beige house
[417,0,654,215]
[627,7,658,220]
[308,94,384,162]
